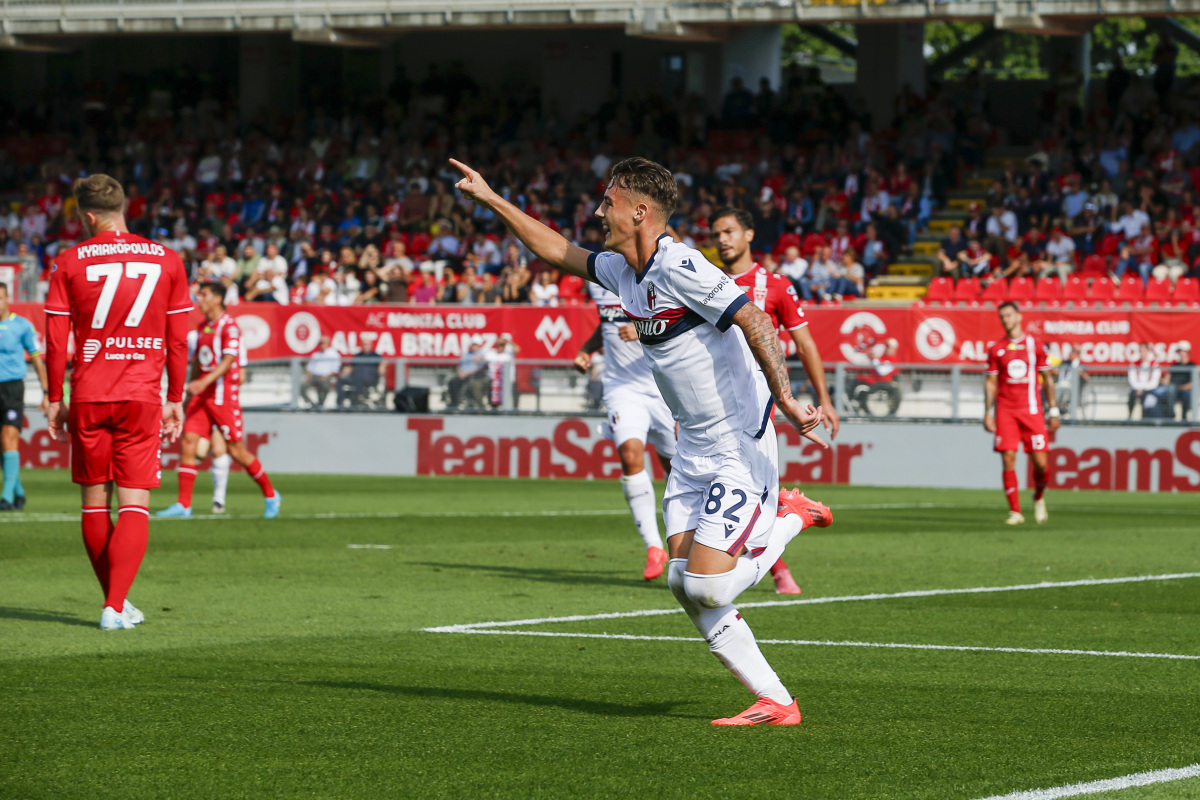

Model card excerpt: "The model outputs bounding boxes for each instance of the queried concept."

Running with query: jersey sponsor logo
[198,344,215,367]
[701,279,731,305]
[596,305,630,324]
[534,315,572,356]
[633,318,668,337]
[1006,359,1029,380]
[82,339,102,363]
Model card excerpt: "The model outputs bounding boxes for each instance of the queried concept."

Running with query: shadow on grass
[0,606,95,627]
[413,562,657,589]
[302,681,699,719]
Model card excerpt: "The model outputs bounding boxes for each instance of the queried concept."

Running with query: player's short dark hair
[608,157,678,219]
[710,207,754,232]
[73,174,125,214]
[197,281,225,305]
[0,283,9,296]
[997,301,1020,313]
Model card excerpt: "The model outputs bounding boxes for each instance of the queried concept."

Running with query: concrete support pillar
[1047,33,1091,111]
[855,22,925,132]
[718,25,782,107]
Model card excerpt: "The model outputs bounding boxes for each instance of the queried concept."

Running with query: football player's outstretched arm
[450,159,592,279]
[731,302,826,448]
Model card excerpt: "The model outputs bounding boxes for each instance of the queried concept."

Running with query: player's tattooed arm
[731,303,826,447]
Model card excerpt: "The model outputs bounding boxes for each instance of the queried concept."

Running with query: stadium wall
[19,412,1200,492]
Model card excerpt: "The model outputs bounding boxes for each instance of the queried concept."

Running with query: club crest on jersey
[646,282,657,309]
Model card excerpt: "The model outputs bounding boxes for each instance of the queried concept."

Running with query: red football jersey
[986,334,1051,415]
[193,313,242,404]
[45,230,192,404]
[733,264,807,332]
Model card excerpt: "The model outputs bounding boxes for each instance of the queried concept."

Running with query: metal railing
[213,358,1199,426]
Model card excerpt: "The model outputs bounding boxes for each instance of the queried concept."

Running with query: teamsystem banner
[18,412,1200,492]
[12,303,1198,366]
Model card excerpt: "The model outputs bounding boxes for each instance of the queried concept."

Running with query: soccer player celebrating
[158,282,280,519]
[574,283,676,581]
[452,156,832,726]
[984,302,1061,524]
[0,282,50,510]
[711,207,840,594]
[44,174,192,630]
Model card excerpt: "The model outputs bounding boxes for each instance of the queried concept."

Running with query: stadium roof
[1,0,1197,39]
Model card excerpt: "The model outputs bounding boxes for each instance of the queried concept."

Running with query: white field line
[430,629,1200,661]
[970,763,1200,800]
[424,572,1200,633]
[2,502,1195,525]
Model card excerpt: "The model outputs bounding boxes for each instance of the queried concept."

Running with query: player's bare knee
[617,440,645,475]
[683,570,736,609]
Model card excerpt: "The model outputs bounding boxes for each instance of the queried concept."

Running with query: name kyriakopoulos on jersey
[75,242,167,259]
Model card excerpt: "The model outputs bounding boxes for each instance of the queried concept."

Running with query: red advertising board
[13,302,1199,366]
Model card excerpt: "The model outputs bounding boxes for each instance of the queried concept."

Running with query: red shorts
[184,394,244,443]
[69,401,163,488]
[993,407,1049,453]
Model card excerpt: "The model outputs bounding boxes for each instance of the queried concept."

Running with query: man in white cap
[447,334,489,409]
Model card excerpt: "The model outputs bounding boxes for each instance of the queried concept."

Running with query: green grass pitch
[2,471,1200,800]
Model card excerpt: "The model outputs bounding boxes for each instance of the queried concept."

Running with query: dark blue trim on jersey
[637,309,706,346]
[586,252,599,284]
[716,292,750,332]
[634,234,674,284]
[754,398,774,439]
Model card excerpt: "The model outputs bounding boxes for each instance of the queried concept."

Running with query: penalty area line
[429,629,1200,661]
[969,763,1200,800]
[423,572,1200,632]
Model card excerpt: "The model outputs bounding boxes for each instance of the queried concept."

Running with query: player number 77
[85,262,162,329]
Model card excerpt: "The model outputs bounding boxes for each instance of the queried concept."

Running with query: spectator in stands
[1171,342,1195,421]
[446,335,490,409]
[436,271,460,304]
[411,271,438,304]
[1056,344,1089,419]
[501,269,530,304]
[1128,342,1162,420]
[530,270,560,307]
[1155,228,1188,282]
[302,335,342,408]
[1128,223,1158,283]
[337,338,385,409]
[985,203,1019,260]
[800,246,835,303]
[200,244,239,305]
[1041,227,1076,281]
[477,272,502,304]
[831,250,865,300]
[960,236,992,278]
[779,245,808,291]
[936,225,968,278]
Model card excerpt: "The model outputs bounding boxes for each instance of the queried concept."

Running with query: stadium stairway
[868,146,1028,303]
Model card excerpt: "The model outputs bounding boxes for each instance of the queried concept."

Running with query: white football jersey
[586,281,659,397]
[587,234,772,456]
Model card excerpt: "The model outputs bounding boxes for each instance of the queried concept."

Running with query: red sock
[247,459,275,498]
[1033,467,1048,501]
[177,465,198,508]
[81,506,113,596]
[771,558,791,576]
[1003,469,1021,513]
[104,506,149,611]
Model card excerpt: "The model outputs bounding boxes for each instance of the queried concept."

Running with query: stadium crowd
[0,63,989,305]
[933,46,1200,303]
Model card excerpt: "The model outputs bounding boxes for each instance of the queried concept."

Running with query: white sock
[683,562,761,609]
[211,455,231,506]
[697,605,791,703]
[751,514,802,578]
[621,469,663,551]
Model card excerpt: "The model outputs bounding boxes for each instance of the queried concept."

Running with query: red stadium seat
[1115,275,1145,303]
[979,279,1008,302]
[1098,234,1123,257]
[1062,274,1089,302]
[924,276,954,302]
[1007,276,1035,302]
[802,233,825,256]
[775,233,802,256]
[1080,254,1107,276]
[1144,277,1173,304]
[1089,276,1116,302]
[1175,276,1200,303]
[1034,277,1062,302]
[953,277,981,302]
